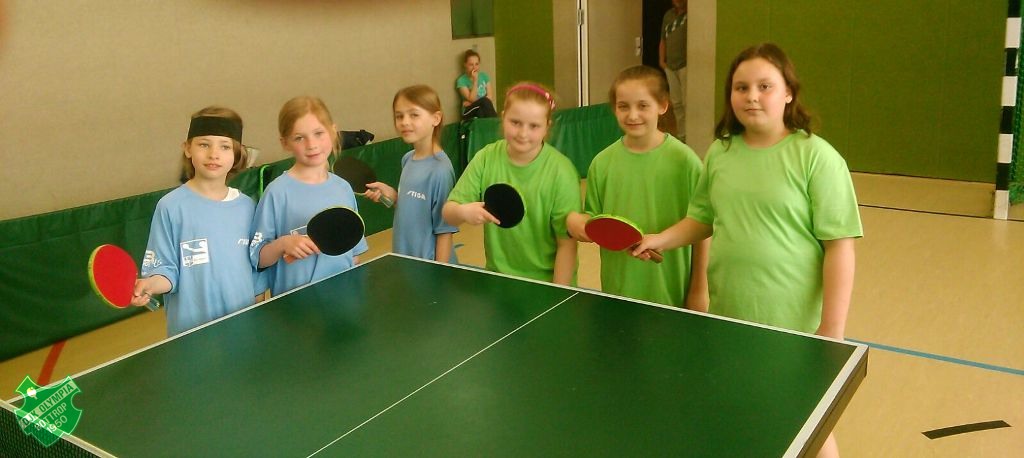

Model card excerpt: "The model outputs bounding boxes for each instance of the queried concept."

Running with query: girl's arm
[458,86,474,106]
[257,235,320,268]
[685,237,710,312]
[632,217,712,259]
[442,201,499,226]
[551,237,577,286]
[565,211,592,242]
[434,233,454,263]
[818,238,856,339]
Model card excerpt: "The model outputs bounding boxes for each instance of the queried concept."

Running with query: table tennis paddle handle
[628,244,663,264]
[379,195,394,208]
[143,297,161,311]
[646,249,663,264]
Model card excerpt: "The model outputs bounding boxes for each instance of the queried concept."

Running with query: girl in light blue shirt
[250,96,368,296]
[134,107,264,335]
[366,85,458,262]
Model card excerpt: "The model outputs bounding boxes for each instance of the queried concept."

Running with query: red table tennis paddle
[283,206,365,263]
[333,155,394,208]
[483,183,525,229]
[585,215,663,263]
[87,244,161,311]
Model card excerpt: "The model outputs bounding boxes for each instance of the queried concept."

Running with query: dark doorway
[641,0,679,135]
[642,0,673,68]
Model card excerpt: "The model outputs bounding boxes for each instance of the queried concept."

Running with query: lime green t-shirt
[585,134,702,306]
[688,132,863,332]
[449,140,581,282]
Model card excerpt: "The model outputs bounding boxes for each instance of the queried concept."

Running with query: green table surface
[3,254,866,457]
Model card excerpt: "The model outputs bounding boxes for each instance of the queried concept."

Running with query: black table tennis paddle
[333,155,394,208]
[483,183,525,229]
[283,206,365,263]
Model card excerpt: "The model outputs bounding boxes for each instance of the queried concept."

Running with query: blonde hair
[609,65,670,106]
[182,106,247,180]
[278,96,340,158]
[503,81,557,123]
[394,85,444,146]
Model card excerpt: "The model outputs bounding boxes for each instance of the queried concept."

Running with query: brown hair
[182,106,248,180]
[609,65,670,106]
[463,49,480,64]
[715,42,813,141]
[503,81,557,123]
[278,96,340,159]
[394,85,444,146]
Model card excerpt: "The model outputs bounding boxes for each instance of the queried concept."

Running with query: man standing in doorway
[659,0,687,141]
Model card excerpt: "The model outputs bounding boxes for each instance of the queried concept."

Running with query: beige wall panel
[552,0,579,107]
[585,0,641,104]
[0,0,493,219]
[686,0,715,156]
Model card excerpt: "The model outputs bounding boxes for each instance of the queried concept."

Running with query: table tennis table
[2,253,867,457]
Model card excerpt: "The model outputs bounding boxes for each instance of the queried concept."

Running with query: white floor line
[306,292,578,457]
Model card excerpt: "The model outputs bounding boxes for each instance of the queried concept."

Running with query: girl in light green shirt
[633,42,861,458]
[635,43,862,339]
[444,83,580,285]
[567,65,709,309]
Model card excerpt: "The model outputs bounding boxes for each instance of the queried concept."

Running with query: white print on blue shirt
[406,190,427,200]
[180,239,210,267]
[143,250,161,269]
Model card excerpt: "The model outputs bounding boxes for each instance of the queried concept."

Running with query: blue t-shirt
[250,172,369,295]
[456,72,490,99]
[392,151,459,261]
[142,185,262,336]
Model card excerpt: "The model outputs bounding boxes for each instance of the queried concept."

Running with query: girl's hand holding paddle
[281,233,321,261]
[457,202,501,226]
[364,182,397,206]
[630,233,667,262]
[131,276,170,308]
[443,182,524,228]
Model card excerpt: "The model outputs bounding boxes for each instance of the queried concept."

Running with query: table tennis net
[1,404,98,457]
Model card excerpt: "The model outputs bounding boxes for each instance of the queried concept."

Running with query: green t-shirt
[688,132,863,332]
[449,140,581,282]
[585,134,702,306]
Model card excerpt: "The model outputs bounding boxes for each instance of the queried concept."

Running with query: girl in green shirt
[633,42,860,458]
[567,65,709,310]
[444,83,580,285]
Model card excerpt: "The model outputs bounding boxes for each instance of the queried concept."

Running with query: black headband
[187,116,243,142]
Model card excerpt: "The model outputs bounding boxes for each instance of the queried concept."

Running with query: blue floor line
[847,338,1024,377]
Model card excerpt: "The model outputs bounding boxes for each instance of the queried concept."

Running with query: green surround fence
[0,104,622,362]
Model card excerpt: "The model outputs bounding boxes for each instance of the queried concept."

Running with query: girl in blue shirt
[366,85,458,262]
[133,106,263,336]
[250,96,369,296]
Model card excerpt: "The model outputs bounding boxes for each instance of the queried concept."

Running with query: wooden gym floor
[1,174,1021,456]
